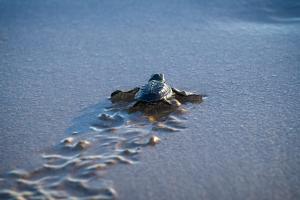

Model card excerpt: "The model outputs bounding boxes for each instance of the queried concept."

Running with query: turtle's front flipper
[111,87,139,103]
[172,88,203,103]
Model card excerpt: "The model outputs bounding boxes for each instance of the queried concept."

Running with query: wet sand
[1,0,300,199]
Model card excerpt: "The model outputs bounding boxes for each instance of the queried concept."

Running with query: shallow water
[0,0,300,199]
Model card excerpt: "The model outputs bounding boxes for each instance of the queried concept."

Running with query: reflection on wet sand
[0,98,200,199]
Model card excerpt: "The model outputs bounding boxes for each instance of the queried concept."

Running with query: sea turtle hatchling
[110,73,203,114]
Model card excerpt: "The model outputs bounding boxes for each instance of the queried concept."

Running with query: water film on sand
[0,98,199,199]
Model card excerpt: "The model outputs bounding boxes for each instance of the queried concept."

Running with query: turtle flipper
[172,88,203,103]
[110,87,140,103]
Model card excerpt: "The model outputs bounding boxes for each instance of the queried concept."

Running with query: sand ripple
[0,100,192,199]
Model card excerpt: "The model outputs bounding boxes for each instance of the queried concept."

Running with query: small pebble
[76,140,91,149]
[148,116,157,123]
[148,135,161,145]
[61,137,74,144]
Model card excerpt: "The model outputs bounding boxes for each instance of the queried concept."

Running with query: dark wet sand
[1,0,300,199]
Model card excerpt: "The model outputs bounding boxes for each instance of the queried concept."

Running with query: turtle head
[149,73,165,83]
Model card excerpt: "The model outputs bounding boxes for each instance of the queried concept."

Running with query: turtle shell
[135,80,173,102]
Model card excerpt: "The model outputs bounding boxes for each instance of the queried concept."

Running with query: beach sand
[0,0,299,199]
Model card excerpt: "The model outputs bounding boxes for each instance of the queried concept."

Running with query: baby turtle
[111,73,203,114]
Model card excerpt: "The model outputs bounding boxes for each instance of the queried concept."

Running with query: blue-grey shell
[135,80,173,102]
